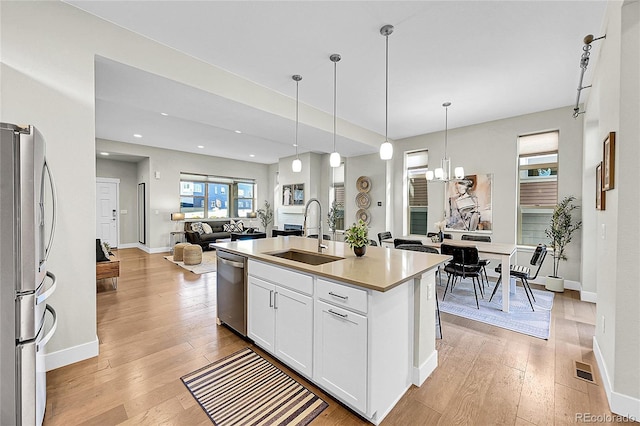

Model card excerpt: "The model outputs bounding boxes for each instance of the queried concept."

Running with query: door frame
[96,177,120,248]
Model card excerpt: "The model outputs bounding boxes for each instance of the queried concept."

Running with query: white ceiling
[71,1,607,165]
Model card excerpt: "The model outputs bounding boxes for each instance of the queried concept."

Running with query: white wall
[97,139,270,251]
[96,158,140,245]
[585,0,640,411]
[394,106,584,282]
[0,0,276,365]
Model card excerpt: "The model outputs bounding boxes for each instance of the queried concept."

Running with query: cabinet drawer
[317,278,368,314]
[248,260,313,296]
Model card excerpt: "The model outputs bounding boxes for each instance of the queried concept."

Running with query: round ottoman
[173,242,191,262]
[183,244,203,265]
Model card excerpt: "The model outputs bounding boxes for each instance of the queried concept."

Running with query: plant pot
[353,246,366,257]
[545,276,565,292]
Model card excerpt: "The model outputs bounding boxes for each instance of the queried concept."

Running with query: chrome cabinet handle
[328,309,347,319]
[328,291,348,300]
[36,271,57,305]
[269,290,273,307]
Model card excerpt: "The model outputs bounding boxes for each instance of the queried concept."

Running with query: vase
[439,231,444,242]
[353,246,366,257]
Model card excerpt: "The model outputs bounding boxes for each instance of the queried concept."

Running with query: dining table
[382,236,517,313]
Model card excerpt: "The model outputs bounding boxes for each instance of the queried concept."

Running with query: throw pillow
[201,223,213,234]
[223,222,232,232]
[191,222,205,235]
[96,239,109,262]
[234,220,244,232]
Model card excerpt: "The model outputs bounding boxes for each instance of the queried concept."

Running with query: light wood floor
[43,248,625,425]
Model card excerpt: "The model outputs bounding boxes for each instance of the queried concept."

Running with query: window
[517,131,558,245]
[179,173,256,219]
[406,150,429,235]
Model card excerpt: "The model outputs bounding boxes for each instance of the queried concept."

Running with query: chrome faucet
[303,198,327,252]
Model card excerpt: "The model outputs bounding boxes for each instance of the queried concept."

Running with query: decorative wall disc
[356,209,371,225]
[356,176,372,193]
[355,192,371,209]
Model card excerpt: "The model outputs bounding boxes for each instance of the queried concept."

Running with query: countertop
[212,236,450,292]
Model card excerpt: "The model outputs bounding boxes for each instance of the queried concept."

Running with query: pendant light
[379,24,394,160]
[291,74,302,173]
[426,102,464,181]
[329,54,341,168]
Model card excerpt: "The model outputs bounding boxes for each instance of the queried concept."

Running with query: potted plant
[326,201,344,240]
[257,200,273,233]
[344,219,369,257]
[544,195,583,292]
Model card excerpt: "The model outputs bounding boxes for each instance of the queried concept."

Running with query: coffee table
[230,231,267,241]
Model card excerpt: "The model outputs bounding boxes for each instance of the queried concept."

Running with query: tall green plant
[545,196,582,277]
[257,200,273,231]
[326,201,344,234]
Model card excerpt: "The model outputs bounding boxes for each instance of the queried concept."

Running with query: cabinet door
[274,286,313,378]
[247,276,275,353]
[314,300,367,413]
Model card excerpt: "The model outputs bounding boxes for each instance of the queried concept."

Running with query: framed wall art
[282,183,304,206]
[603,131,615,191]
[445,174,493,231]
[596,162,605,210]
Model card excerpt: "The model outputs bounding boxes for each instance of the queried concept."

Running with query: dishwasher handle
[218,257,245,268]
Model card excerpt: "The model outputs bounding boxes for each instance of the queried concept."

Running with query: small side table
[170,231,186,253]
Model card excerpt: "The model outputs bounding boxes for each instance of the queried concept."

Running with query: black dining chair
[441,244,484,309]
[393,238,423,248]
[490,244,547,311]
[369,239,378,246]
[396,244,443,338]
[378,231,392,246]
[307,234,331,240]
[461,234,492,287]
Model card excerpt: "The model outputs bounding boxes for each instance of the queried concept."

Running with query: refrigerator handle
[44,159,57,260]
[37,305,58,351]
[36,271,57,305]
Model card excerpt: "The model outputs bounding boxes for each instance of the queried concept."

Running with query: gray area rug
[181,347,328,425]
[164,250,216,274]
[438,277,554,339]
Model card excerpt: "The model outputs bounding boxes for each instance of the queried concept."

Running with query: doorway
[96,178,120,248]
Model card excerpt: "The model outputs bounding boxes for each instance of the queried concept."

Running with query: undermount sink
[265,249,343,266]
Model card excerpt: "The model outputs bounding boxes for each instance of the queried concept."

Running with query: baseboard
[412,349,438,386]
[593,336,640,421]
[45,336,99,371]
[564,279,580,291]
[149,246,170,254]
[118,242,138,249]
[580,290,597,303]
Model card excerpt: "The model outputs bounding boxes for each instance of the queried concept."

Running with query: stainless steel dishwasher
[216,250,248,336]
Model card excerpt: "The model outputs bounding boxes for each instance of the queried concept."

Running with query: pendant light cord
[295,79,299,159]
[333,59,337,152]
[385,33,389,143]
[444,105,448,158]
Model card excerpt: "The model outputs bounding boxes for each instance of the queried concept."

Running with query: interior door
[96,180,119,247]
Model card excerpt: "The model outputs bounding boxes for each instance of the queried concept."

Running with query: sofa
[184,220,232,250]
[184,219,255,250]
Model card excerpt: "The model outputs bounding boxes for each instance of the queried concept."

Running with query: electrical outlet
[601,315,605,333]
[601,223,606,239]
[427,284,433,300]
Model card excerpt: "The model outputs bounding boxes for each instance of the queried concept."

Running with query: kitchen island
[213,236,449,425]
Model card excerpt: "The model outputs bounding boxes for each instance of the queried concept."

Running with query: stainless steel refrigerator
[1,123,58,426]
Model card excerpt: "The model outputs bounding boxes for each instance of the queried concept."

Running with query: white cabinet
[314,300,368,413]
[247,263,313,378]
[247,276,275,353]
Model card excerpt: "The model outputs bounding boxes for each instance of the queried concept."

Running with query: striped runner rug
[181,347,328,425]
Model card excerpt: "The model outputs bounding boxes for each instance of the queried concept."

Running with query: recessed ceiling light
[100,152,110,156]
[133,134,142,138]
[160,112,169,116]
[235,130,242,134]
[249,154,255,158]
[197,145,204,149]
